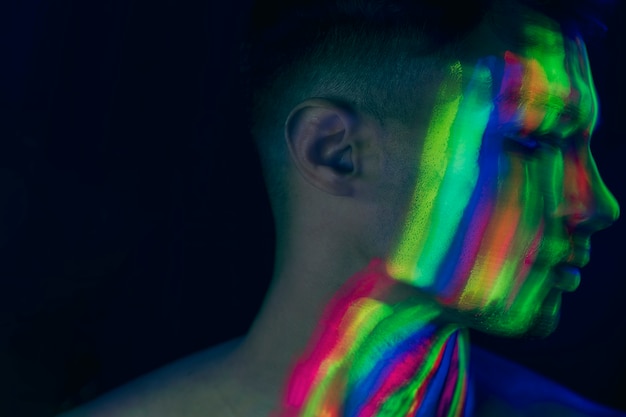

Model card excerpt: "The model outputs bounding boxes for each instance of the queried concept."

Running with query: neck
[244,259,473,417]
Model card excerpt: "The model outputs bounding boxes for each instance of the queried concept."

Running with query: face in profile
[384,13,620,336]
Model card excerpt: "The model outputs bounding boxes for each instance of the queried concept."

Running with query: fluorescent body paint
[387,62,463,285]
[275,260,471,417]
[388,61,492,288]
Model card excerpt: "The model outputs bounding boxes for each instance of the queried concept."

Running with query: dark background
[0,1,624,416]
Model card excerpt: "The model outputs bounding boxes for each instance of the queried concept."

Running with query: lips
[552,243,590,292]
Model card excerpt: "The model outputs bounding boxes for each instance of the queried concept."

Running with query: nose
[560,151,620,234]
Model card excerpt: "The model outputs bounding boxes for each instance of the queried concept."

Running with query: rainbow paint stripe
[275,260,471,417]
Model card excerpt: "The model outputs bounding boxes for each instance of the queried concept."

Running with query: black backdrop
[0,1,624,416]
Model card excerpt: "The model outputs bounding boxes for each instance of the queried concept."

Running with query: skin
[56,4,621,417]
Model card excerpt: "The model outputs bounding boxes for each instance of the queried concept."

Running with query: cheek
[375,152,422,250]
[440,153,549,312]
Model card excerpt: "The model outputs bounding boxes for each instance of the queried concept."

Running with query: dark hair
[241,0,609,137]
[241,0,487,140]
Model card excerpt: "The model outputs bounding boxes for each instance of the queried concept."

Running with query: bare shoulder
[55,339,243,417]
[471,345,626,417]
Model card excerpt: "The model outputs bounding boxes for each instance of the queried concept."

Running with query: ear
[284,98,359,196]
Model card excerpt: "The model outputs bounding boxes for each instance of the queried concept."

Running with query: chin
[467,295,562,339]
[471,315,560,339]
[522,292,563,339]
[501,293,563,339]
[523,314,560,339]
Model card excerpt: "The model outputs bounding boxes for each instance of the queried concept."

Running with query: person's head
[242,0,620,337]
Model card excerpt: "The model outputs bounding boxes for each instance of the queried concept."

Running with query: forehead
[458,7,599,138]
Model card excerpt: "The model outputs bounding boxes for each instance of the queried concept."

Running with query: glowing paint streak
[355,334,444,416]
[522,24,570,136]
[508,223,549,320]
[413,63,493,288]
[281,262,395,416]
[520,58,551,133]
[356,327,465,417]
[483,161,525,305]
[443,187,495,304]
[506,222,544,309]
[462,164,522,306]
[498,52,524,127]
[387,62,463,284]
[277,261,470,417]
[437,336,468,417]
[347,306,440,388]
[388,62,493,289]
[299,300,392,417]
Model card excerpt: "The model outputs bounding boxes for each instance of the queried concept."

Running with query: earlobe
[285,99,358,196]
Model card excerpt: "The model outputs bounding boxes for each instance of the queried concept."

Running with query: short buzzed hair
[242,0,486,140]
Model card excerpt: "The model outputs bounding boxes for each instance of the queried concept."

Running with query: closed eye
[504,135,541,154]
[504,133,564,155]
